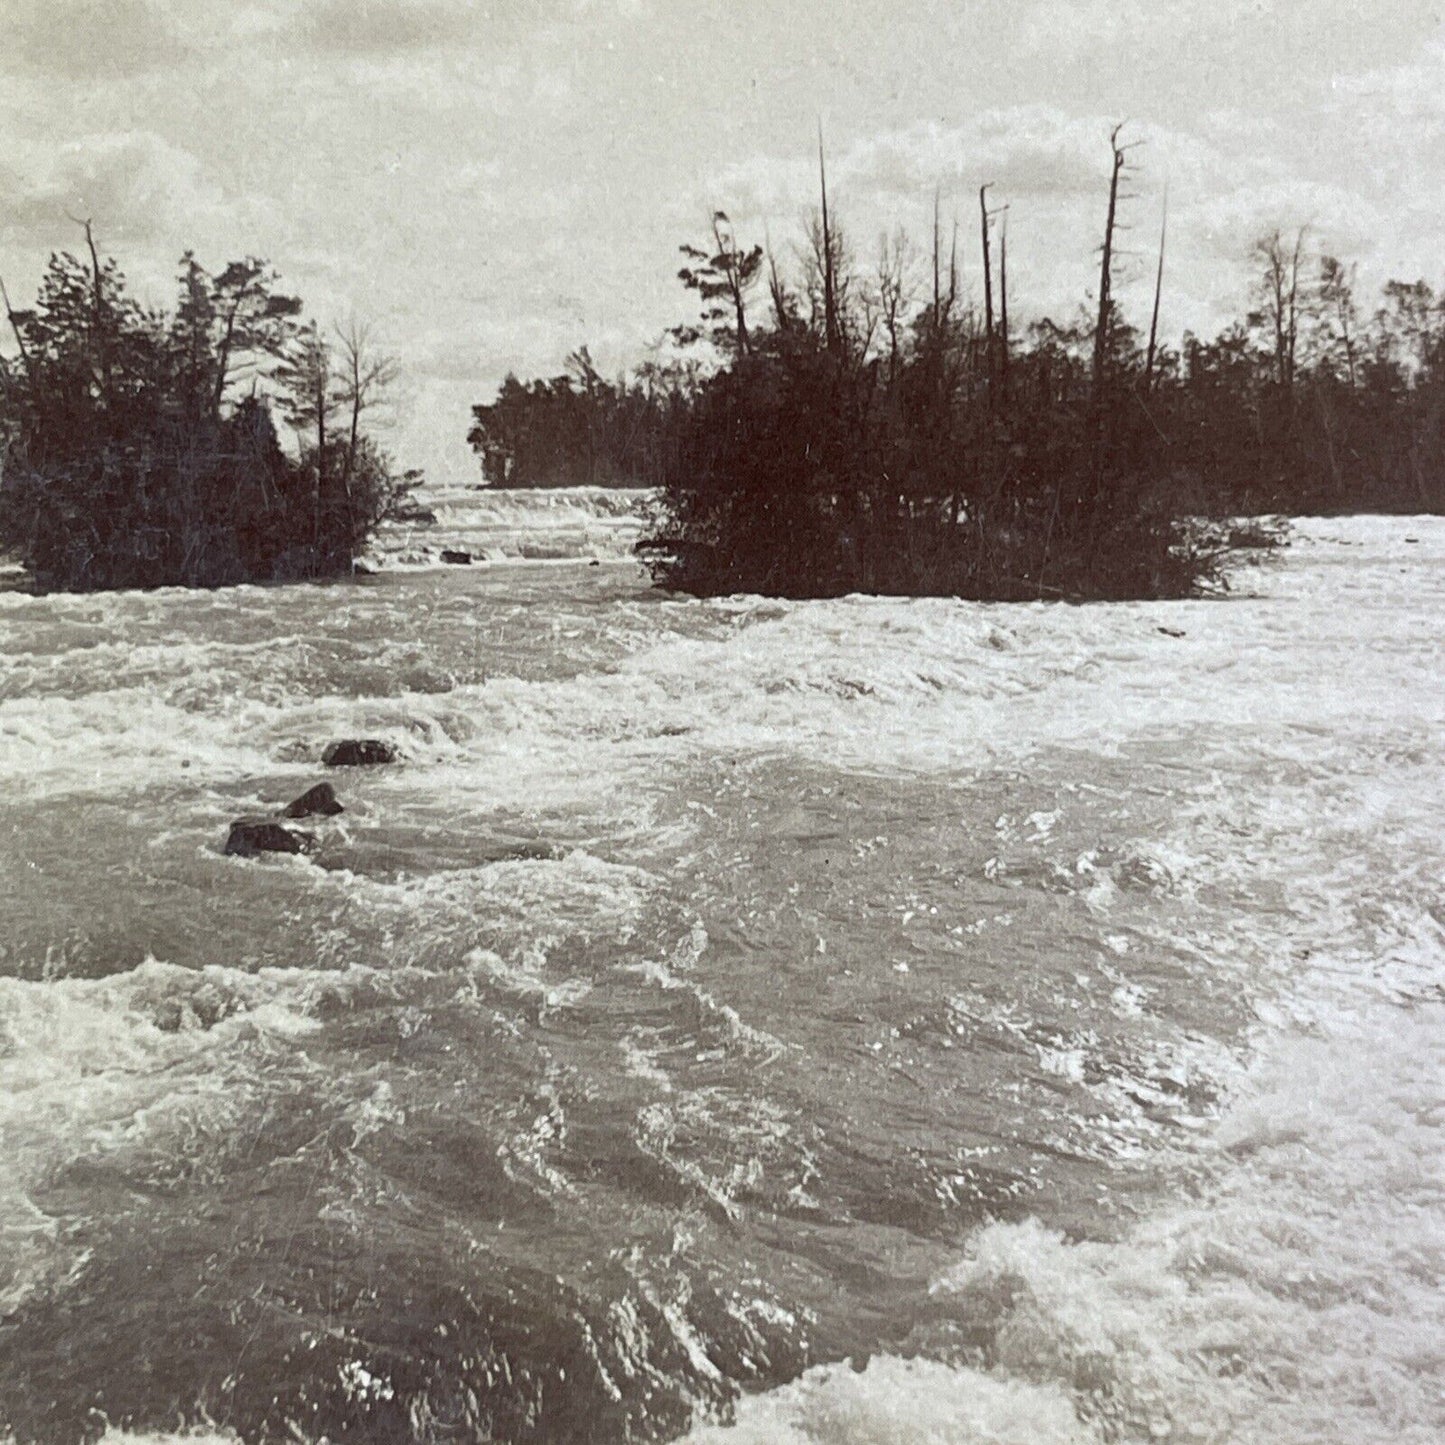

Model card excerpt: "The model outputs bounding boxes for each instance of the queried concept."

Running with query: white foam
[371,483,655,566]
[674,518,1445,1444]
[5,511,1445,1444]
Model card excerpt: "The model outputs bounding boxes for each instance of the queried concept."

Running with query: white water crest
[1,498,1441,1444]
[370,481,656,567]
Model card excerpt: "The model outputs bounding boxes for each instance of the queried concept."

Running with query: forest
[469,132,1445,599]
[0,231,414,592]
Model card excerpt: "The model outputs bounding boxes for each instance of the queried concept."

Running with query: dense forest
[0,231,414,592]
[469,132,1445,599]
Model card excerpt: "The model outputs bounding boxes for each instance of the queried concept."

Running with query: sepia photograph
[1,2,1442,1441]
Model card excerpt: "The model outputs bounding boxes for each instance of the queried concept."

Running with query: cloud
[0,133,233,263]
[711,110,1183,227]
[1187,181,1386,266]
[0,0,192,79]
[285,0,608,56]
[291,0,482,54]
[845,112,1135,203]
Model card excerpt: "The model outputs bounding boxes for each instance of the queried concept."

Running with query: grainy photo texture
[1,3,1442,1443]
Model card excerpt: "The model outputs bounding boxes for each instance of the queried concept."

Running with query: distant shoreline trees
[0,230,416,592]
[467,133,1445,599]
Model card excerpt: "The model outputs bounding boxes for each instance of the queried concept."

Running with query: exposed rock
[322,738,399,767]
[283,782,344,818]
[441,550,472,565]
[392,503,438,524]
[352,559,379,576]
[225,818,318,858]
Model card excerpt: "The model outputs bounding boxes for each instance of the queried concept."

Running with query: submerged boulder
[225,818,318,858]
[283,781,344,818]
[322,738,399,767]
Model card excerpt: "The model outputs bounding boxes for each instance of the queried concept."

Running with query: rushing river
[0,490,1441,1445]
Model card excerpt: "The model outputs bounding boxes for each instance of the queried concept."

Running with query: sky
[2,0,1443,482]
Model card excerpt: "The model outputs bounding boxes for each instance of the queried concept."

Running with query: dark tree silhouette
[0,234,411,591]
[677,212,764,357]
[467,128,1445,596]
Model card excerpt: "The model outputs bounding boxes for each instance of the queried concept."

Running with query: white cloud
[0,0,191,78]
[0,133,230,254]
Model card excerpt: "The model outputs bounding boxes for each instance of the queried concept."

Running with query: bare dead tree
[979,183,995,354]
[998,207,1011,397]
[818,123,840,354]
[931,188,942,329]
[1253,226,1308,394]
[977,186,1011,398]
[877,227,915,381]
[948,215,959,319]
[336,319,399,498]
[1319,255,1359,388]
[765,228,793,333]
[1088,124,1142,512]
[66,216,114,406]
[1144,183,1168,393]
[925,192,958,337]
[1090,128,1128,410]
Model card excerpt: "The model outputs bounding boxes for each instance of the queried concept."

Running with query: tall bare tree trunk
[998,212,1010,401]
[931,188,942,330]
[1088,126,1129,515]
[79,219,113,407]
[979,184,995,376]
[1145,184,1168,393]
[818,125,839,355]
[766,236,790,332]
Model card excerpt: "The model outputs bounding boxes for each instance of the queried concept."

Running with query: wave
[683,970,1445,1444]
[370,483,656,566]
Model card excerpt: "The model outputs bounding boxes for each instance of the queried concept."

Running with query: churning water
[0,489,1441,1444]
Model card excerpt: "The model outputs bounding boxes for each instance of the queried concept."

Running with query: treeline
[0,231,414,592]
[467,348,697,488]
[469,132,1445,599]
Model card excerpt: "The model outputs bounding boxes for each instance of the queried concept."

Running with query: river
[1,488,1441,1444]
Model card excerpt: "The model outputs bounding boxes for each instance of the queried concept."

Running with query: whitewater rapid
[368,482,655,567]
[0,497,1441,1444]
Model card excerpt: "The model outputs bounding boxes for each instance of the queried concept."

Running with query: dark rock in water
[283,782,344,818]
[589,559,601,567]
[352,558,378,576]
[441,549,472,565]
[225,818,317,858]
[392,503,438,524]
[322,738,399,767]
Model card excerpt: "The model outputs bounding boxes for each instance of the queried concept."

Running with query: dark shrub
[0,242,412,592]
